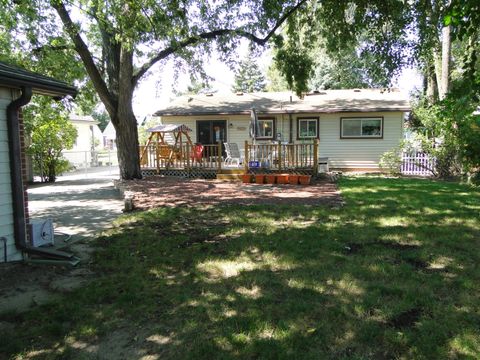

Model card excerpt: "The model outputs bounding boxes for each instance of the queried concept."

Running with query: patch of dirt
[0,240,96,315]
[404,257,429,269]
[343,241,420,255]
[388,308,423,329]
[115,176,343,210]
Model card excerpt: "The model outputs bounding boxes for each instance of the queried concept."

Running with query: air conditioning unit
[29,219,54,247]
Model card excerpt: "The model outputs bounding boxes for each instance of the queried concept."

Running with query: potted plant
[276,174,289,184]
[266,174,276,184]
[242,174,252,183]
[255,174,265,184]
[288,174,299,185]
[299,175,311,185]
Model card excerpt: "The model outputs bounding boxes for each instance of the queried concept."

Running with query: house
[102,121,116,149]
[0,61,76,262]
[69,114,103,152]
[63,114,103,167]
[153,89,410,170]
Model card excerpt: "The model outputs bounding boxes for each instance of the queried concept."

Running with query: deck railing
[244,140,318,173]
[139,140,319,173]
[139,142,222,171]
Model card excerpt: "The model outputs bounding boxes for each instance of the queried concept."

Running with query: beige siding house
[0,61,76,263]
[153,90,409,170]
[0,87,21,261]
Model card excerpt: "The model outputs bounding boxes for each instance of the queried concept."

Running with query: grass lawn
[1,176,480,359]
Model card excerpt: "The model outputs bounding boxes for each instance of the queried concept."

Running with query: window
[341,117,383,138]
[297,117,319,139]
[257,118,275,139]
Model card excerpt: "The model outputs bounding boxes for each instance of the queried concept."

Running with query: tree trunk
[426,64,438,103]
[112,99,142,180]
[439,24,451,100]
[111,48,142,180]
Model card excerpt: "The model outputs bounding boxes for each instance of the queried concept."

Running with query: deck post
[217,141,222,171]
[313,139,319,175]
[244,141,249,174]
[156,144,160,174]
[186,143,190,168]
[277,140,282,171]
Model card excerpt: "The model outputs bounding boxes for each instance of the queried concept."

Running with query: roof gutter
[6,87,75,260]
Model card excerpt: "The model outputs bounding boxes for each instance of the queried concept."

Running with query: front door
[196,120,227,156]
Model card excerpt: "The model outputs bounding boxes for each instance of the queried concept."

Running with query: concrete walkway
[28,167,123,241]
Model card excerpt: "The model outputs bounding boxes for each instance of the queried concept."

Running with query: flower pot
[288,175,299,185]
[266,174,276,184]
[242,174,252,183]
[299,175,311,185]
[276,174,289,184]
[255,174,265,184]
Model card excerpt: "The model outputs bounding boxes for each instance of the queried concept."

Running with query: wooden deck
[139,141,319,176]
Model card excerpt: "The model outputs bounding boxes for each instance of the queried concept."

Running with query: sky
[132,41,423,121]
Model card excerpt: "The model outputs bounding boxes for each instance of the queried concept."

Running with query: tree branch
[32,45,72,53]
[52,1,117,115]
[132,0,308,85]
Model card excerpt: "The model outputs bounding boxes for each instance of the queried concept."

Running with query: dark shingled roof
[154,89,410,116]
[0,61,77,97]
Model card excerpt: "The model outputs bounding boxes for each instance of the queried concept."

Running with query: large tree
[4,0,308,180]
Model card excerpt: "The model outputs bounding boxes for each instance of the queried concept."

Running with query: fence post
[244,141,249,174]
[277,140,282,171]
[313,139,319,174]
[217,141,222,171]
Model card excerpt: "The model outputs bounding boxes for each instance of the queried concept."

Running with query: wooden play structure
[140,124,194,168]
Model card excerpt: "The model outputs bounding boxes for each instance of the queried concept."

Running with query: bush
[379,146,403,176]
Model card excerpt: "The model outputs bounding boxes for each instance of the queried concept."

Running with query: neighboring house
[69,114,103,152]
[153,89,410,170]
[102,121,116,149]
[0,61,76,262]
[63,114,103,167]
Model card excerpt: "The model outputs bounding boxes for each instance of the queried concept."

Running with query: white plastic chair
[224,143,243,167]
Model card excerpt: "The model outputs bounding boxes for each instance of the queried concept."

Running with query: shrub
[379,146,403,176]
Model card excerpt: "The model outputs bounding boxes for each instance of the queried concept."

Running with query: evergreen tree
[232,55,267,93]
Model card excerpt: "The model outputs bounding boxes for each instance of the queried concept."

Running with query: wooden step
[216,173,243,181]
[218,168,244,175]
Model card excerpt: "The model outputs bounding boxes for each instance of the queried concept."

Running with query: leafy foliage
[409,91,480,179]
[232,52,266,93]
[379,145,403,176]
[272,0,411,95]
[23,97,77,182]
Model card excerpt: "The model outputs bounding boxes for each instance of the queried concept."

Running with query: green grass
[1,176,480,359]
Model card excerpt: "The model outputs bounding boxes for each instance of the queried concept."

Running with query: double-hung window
[257,118,275,139]
[297,117,319,139]
[341,117,383,138]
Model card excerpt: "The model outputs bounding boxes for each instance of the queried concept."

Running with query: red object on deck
[191,144,204,162]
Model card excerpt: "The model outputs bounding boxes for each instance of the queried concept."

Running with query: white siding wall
[160,111,403,169]
[0,87,22,262]
[293,112,404,169]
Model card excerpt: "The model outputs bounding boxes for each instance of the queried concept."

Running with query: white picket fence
[401,151,435,176]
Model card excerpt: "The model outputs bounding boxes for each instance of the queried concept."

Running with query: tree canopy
[3,0,308,179]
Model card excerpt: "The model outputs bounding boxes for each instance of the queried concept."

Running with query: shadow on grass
[1,177,479,359]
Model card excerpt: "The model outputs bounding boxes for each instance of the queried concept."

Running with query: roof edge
[0,61,77,97]
[154,107,411,117]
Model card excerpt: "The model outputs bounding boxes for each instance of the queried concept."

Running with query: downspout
[6,87,74,260]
